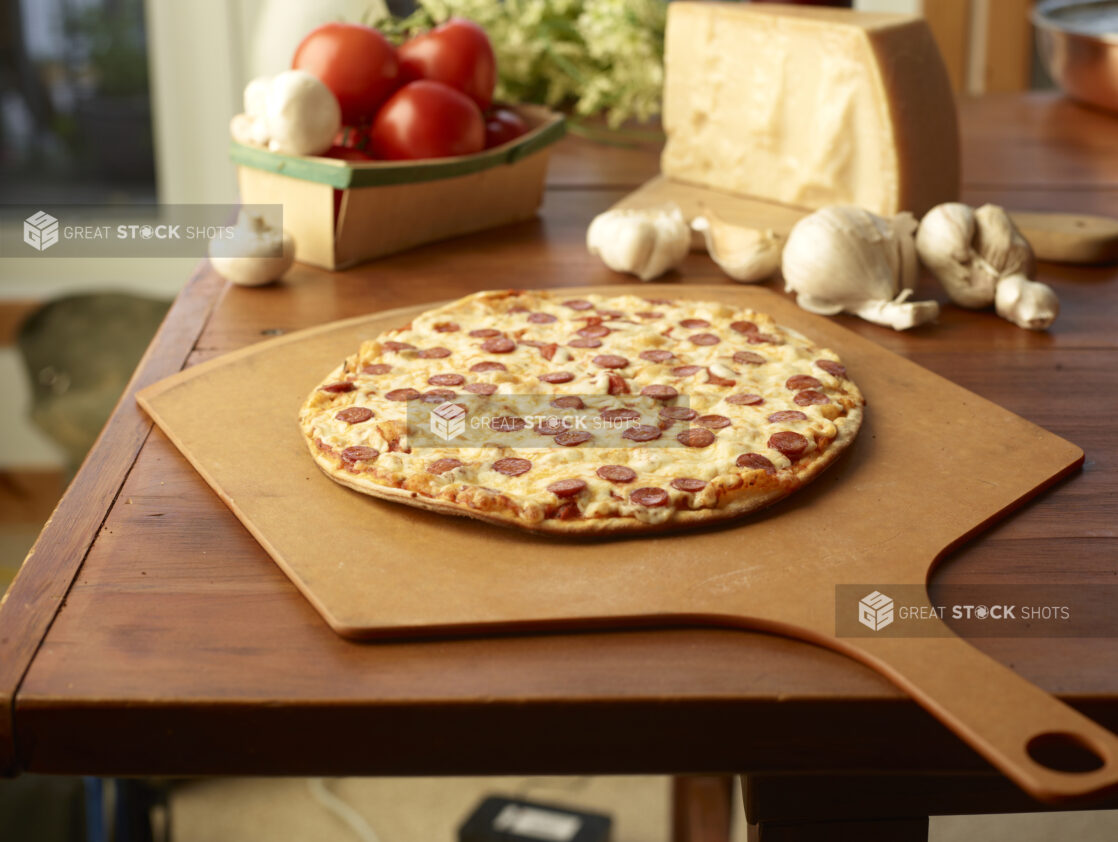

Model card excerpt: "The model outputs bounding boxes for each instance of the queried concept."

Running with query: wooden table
[3,94,1118,839]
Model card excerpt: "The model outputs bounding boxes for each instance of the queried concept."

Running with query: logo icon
[24,211,59,251]
[430,401,466,441]
[858,590,894,631]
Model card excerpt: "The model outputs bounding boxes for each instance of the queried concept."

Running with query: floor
[167,776,1118,842]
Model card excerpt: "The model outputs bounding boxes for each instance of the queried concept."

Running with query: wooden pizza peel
[136,285,1118,804]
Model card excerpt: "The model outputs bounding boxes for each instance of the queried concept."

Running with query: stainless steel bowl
[1034,0,1118,112]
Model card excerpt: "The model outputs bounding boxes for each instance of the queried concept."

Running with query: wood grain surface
[3,94,1118,793]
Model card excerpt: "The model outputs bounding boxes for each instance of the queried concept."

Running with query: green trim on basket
[230,109,566,189]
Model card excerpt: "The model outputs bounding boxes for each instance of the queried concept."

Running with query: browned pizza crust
[299,290,864,535]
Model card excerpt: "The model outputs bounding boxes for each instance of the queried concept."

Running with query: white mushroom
[916,202,1035,309]
[782,206,939,331]
[586,204,690,281]
[264,70,341,156]
[691,210,783,283]
[994,273,1060,330]
[209,211,295,287]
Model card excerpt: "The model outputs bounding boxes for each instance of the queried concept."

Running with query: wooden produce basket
[231,105,565,270]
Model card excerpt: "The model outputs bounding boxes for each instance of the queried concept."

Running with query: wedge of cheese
[661,2,959,217]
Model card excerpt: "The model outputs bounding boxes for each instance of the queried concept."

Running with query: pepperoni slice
[607,373,629,395]
[732,351,766,366]
[568,337,602,349]
[469,328,501,338]
[622,424,662,442]
[630,487,669,507]
[730,320,758,334]
[593,354,629,369]
[635,311,663,320]
[696,414,731,430]
[671,478,707,492]
[492,457,532,476]
[689,333,720,346]
[767,410,807,423]
[490,416,526,432]
[601,408,640,422]
[555,430,593,447]
[528,312,557,324]
[362,363,392,375]
[786,375,823,391]
[639,349,674,363]
[726,393,764,406]
[677,428,716,448]
[536,417,567,436]
[341,446,378,463]
[382,341,415,351]
[737,453,776,473]
[481,337,516,354]
[706,372,736,387]
[470,361,507,373]
[746,332,783,345]
[671,365,704,377]
[552,395,585,409]
[597,465,637,483]
[539,371,575,384]
[321,382,355,393]
[680,318,710,329]
[427,457,463,475]
[660,406,698,421]
[433,322,459,333]
[420,389,457,403]
[417,347,452,359]
[641,384,678,400]
[384,388,420,402]
[816,359,848,379]
[537,342,559,361]
[553,501,580,520]
[769,431,809,460]
[547,478,587,497]
[578,325,611,338]
[595,308,624,318]
[794,390,830,406]
[461,383,495,396]
[428,373,465,387]
[563,299,593,310]
[336,406,374,424]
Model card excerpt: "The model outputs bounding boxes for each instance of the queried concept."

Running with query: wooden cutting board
[136,285,1118,803]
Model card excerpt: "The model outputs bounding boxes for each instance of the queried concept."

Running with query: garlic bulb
[586,205,690,281]
[782,206,939,331]
[916,202,1035,309]
[691,210,783,283]
[994,273,1060,330]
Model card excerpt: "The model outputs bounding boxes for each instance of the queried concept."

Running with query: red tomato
[397,18,496,111]
[293,23,398,124]
[333,125,372,153]
[484,108,529,148]
[322,145,374,161]
[371,80,485,160]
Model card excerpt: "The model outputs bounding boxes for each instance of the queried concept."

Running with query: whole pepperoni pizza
[298,290,864,534]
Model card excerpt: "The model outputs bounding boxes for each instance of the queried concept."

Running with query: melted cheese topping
[300,290,863,526]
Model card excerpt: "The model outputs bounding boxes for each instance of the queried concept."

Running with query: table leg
[671,775,735,842]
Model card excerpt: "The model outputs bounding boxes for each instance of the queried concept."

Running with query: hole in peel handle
[840,633,1118,804]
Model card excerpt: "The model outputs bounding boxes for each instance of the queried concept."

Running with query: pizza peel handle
[837,627,1118,803]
